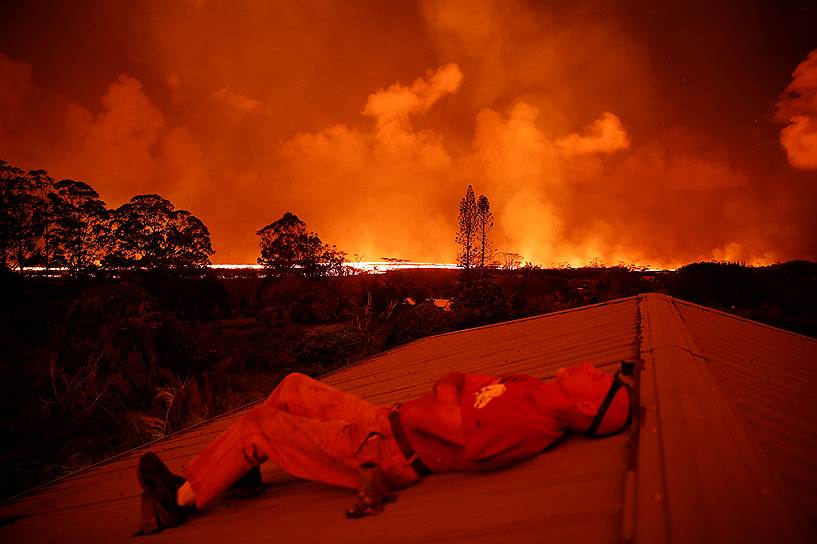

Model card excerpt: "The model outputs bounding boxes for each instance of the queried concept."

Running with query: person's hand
[346,462,396,519]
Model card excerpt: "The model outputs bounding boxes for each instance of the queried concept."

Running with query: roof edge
[669,296,817,342]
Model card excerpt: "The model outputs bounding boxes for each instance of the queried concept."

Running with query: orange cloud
[555,112,630,157]
[0,53,33,143]
[776,49,817,170]
[213,88,268,115]
[362,63,462,131]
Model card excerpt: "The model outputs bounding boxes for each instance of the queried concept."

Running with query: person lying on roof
[135,361,632,535]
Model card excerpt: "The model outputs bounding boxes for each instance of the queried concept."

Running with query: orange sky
[1,0,816,267]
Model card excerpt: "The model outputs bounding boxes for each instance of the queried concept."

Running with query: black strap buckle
[587,361,634,438]
[389,404,433,477]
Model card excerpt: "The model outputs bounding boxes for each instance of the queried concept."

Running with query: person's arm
[432,372,466,403]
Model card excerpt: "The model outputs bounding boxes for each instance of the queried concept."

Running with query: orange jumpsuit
[184,371,571,508]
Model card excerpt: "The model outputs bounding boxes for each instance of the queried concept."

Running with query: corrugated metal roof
[673,298,817,533]
[634,294,815,544]
[2,293,815,543]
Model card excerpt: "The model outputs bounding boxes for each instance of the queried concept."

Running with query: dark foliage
[675,261,756,307]
[671,260,817,337]
[48,179,110,275]
[106,194,214,270]
[0,162,50,270]
[454,280,511,328]
[1,160,215,274]
[455,184,478,270]
[257,277,344,325]
[256,212,344,278]
[127,269,231,321]
[385,303,454,348]
[292,325,369,371]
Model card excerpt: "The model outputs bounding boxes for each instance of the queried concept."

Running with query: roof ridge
[633,293,812,543]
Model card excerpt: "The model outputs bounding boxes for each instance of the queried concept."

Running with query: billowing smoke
[776,49,817,170]
[555,113,630,157]
[0,1,815,266]
[276,65,461,262]
[363,63,462,131]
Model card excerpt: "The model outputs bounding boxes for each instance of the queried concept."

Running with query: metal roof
[1,293,815,543]
[673,298,817,535]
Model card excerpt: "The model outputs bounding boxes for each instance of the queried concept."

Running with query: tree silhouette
[106,194,214,270]
[0,162,50,271]
[28,169,59,269]
[256,212,344,277]
[476,194,494,273]
[500,252,523,270]
[48,179,110,275]
[455,185,478,270]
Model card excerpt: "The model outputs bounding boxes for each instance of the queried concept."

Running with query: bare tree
[500,252,523,270]
[455,185,478,270]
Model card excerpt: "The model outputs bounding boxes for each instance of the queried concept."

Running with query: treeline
[0,160,214,274]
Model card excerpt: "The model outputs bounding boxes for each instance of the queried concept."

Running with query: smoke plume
[776,49,817,170]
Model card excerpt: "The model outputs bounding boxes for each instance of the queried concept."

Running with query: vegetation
[476,194,494,272]
[48,179,110,274]
[106,195,214,270]
[0,160,213,274]
[455,185,478,271]
[455,184,494,275]
[0,162,49,270]
[256,212,344,277]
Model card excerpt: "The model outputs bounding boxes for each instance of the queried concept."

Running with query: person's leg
[183,375,385,508]
[263,372,379,420]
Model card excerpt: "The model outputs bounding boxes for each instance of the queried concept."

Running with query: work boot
[135,452,194,536]
[228,465,266,499]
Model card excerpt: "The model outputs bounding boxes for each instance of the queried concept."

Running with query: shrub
[385,302,453,348]
[453,280,511,328]
[292,325,368,371]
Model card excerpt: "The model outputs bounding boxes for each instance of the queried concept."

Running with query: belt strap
[389,404,432,478]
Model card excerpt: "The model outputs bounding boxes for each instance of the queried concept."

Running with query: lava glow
[210,262,461,274]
